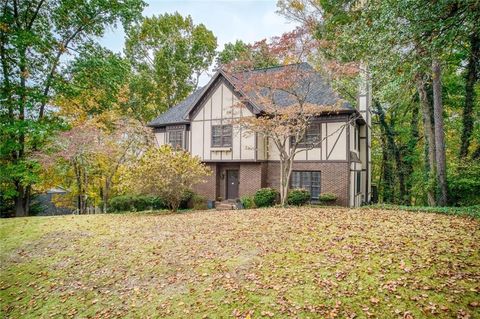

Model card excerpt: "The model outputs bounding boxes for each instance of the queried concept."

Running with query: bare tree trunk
[432,60,448,206]
[14,184,30,217]
[416,76,436,206]
[460,33,479,158]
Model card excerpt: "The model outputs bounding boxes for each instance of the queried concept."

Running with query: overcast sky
[98,0,298,85]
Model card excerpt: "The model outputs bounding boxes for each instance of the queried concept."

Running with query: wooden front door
[226,170,239,199]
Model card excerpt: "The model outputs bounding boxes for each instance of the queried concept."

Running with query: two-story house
[148,63,371,207]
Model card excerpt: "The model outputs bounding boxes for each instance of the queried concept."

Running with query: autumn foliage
[120,145,211,211]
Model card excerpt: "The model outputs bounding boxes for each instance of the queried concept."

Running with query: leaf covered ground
[1,207,479,318]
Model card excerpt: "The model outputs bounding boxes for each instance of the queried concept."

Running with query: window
[291,171,321,200]
[355,171,361,194]
[168,130,183,148]
[212,125,232,147]
[291,123,321,148]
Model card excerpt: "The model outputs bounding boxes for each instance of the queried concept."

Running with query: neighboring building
[148,63,371,207]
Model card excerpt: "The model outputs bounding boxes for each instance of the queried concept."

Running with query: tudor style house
[148,63,371,207]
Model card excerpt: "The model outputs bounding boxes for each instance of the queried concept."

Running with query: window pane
[222,136,232,146]
[311,186,320,199]
[169,131,183,148]
[212,136,221,147]
[212,126,221,136]
[292,172,301,188]
[311,172,320,186]
[222,125,232,136]
[301,172,311,189]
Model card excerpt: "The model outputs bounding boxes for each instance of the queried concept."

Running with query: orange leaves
[1,208,480,318]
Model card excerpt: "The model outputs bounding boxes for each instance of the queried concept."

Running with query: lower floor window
[168,130,184,148]
[291,171,321,200]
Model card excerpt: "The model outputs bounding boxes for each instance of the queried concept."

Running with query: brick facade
[266,161,349,206]
[194,161,349,206]
[193,163,217,199]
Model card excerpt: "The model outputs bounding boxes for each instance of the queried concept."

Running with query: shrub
[319,192,337,203]
[108,195,166,212]
[180,190,195,209]
[120,145,211,211]
[448,161,480,206]
[190,194,208,210]
[254,188,279,207]
[240,195,256,209]
[287,189,311,206]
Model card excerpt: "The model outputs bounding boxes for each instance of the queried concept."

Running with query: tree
[125,12,217,122]
[226,29,354,206]
[55,43,132,123]
[278,0,480,206]
[0,0,145,216]
[217,39,279,69]
[38,123,104,214]
[96,118,152,213]
[121,145,211,212]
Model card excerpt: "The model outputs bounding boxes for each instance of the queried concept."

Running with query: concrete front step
[215,201,237,210]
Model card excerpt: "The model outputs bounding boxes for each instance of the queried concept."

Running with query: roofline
[183,69,262,121]
[147,121,190,128]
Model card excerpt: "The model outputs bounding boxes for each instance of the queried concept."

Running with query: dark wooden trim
[201,159,349,164]
[187,74,257,120]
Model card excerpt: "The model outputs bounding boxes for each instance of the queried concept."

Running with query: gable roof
[148,88,205,127]
[148,62,355,127]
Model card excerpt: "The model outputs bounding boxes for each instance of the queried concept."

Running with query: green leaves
[125,12,217,121]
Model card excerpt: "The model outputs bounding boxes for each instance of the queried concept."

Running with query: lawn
[1,207,479,318]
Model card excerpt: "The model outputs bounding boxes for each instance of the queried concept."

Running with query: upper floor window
[168,130,183,148]
[212,125,232,147]
[291,123,321,148]
[291,171,321,200]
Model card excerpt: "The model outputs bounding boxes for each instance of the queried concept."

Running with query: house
[148,63,371,207]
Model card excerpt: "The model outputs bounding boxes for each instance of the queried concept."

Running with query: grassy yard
[1,207,479,318]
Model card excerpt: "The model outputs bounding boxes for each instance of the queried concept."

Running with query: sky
[98,0,298,85]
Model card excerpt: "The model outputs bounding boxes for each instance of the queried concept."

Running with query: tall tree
[0,0,145,216]
[460,32,480,158]
[217,39,279,69]
[125,12,217,122]
[278,0,480,206]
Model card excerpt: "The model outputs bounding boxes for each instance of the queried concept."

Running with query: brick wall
[266,161,349,206]
[239,163,265,196]
[193,163,217,199]
[193,161,350,206]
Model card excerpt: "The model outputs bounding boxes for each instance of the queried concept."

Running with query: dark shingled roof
[148,87,205,127]
[148,63,354,127]
[230,62,353,110]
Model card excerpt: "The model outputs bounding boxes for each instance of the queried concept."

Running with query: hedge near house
[287,189,311,206]
[254,188,279,207]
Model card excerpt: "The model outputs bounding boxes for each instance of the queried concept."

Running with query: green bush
[190,194,208,210]
[108,195,166,212]
[240,195,256,209]
[180,190,195,209]
[448,161,480,206]
[287,189,311,206]
[319,192,338,203]
[254,188,279,207]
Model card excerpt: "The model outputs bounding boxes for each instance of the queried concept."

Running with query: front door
[226,170,239,199]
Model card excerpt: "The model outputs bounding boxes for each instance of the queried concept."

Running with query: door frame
[225,169,239,199]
